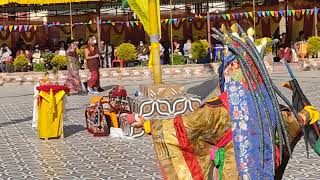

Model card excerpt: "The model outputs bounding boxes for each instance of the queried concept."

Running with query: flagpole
[253,0,256,39]
[314,4,318,36]
[207,1,212,60]
[69,1,73,39]
[149,0,162,84]
[170,0,173,65]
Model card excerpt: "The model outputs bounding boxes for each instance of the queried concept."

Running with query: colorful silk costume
[122,24,320,179]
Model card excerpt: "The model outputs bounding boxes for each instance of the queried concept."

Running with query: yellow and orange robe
[149,96,313,179]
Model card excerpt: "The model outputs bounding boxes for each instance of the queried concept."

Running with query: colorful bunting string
[0,8,319,32]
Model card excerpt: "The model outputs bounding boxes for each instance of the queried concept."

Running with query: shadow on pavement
[0,116,32,128]
[187,78,218,100]
[63,124,86,138]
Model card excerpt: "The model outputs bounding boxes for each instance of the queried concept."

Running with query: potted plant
[116,43,138,67]
[191,40,209,63]
[307,36,320,58]
[51,55,68,71]
[13,55,29,72]
[170,53,186,65]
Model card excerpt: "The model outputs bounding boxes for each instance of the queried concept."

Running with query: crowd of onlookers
[0,31,309,73]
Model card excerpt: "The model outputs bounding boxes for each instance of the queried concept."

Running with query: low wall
[1,59,319,86]
[0,64,218,86]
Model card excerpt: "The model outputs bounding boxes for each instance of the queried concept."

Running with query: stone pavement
[0,71,319,179]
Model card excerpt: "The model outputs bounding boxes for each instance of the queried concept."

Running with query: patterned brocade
[151,105,239,179]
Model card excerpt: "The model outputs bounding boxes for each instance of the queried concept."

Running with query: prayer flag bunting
[222,14,227,20]
[311,9,314,15]
[24,25,28,31]
[306,9,310,15]
[261,11,265,17]
[111,22,115,26]
[18,25,23,32]
[270,11,275,16]
[4,26,8,31]
[0,25,3,31]
[316,8,319,15]
[226,14,231,20]
[266,11,270,16]
[302,9,306,15]
[257,11,262,17]
[249,12,253,17]
[13,25,18,31]
[130,21,135,27]
[244,12,249,18]
[9,25,13,32]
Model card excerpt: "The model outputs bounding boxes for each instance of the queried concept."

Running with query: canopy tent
[0,0,100,5]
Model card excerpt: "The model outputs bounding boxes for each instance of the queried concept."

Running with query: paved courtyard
[0,71,319,179]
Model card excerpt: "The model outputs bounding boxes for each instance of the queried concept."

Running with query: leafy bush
[51,55,68,70]
[33,63,46,72]
[41,51,54,63]
[170,53,185,65]
[307,36,320,56]
[191,40,209,60]
[13,55,29,72]
[255,37,272,54]
[116,43,137,61]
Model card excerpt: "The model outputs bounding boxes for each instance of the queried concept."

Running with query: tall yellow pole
[149,0,162,84]
[69,1,73,39]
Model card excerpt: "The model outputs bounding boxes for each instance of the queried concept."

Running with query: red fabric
[275,145,280,168]
[36,85,70,94]
[88,69,100,88]
[219,91,230,113]
[216,129,232,148]
[278,48,292,63]
[173,115,205,180]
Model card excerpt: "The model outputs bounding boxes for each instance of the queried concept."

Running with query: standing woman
[64,40,84,94]
[84,35,103,94]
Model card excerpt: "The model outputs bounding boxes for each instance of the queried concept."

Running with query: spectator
[137,41,149,65]
[106,42,113,68]
[183,38,192,58]
[0,44,13,72]
[99,40,107,68]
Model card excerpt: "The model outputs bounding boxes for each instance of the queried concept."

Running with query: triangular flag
[270,11,275,16]
[65,23,70,26]
[9,25,13,32]
[261,11,265,17]
[56,22,61,26]
[29,25,33,30]
[231,13,236,19]
[169,18,173,24]
[111,22,115,26]
[210,15,216,20]
[102,20,106,24]
[226,14,231,20]
[4,26,8,31]
[0,25,3,31]
[292,10,296,16]
[88,20,92,24]
[222,14,227,20]
[33,25,37,31]
[135,21,139,26]
[24,25,28,31]
[306,9,310,15]
[99,19,102,24]
[244,12,249,18]
[275,11,279,17]
[204,16,207,20]
[130,21,135,27]
[287,9,292,16]
[266,11,270,16]
[311,9,314,15]
[296,9,301,14]
[199,15,203,19]
[61,23,65,26]
[13,25,18,31]
[249,12,253,17]
[165,19,168,24]
[257,11,262,17]
[279,10,284,16]
[240,13,244,18]
[302,9,306,15]
[173,19,178,25]
[107,20,111,24]
[126,21,130,27]
[182,18,186,22]
[18,25,23,32]
[315,8,319,15]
